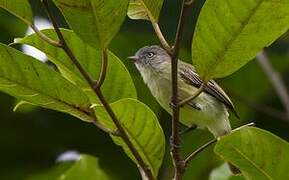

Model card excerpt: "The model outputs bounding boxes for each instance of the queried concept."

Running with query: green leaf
[28,154,109,180]
[14,29,137,104]
[0,0,33,24]
[215,127,289,180]
[59,154,110,180]
[0,43,93,122]
[209,163,245,180]
[94,98,165,177]
[52,0,129,48]
[192,0,289,79]
[127,0,164,22]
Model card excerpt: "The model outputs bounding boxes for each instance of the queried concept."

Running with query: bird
[129,45,241,174]
[129,45,238,138]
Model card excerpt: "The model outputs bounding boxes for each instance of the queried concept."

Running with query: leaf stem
[94,49,108,89]
[151,22,171,52]
[257,51,289,121]
[184,138,217,166]
[184,122,255,167]
[41,1,154,179]
[30,24,61,47]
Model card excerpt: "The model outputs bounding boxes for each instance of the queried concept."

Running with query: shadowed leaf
[127,0,164,22]
[0,0,32,24]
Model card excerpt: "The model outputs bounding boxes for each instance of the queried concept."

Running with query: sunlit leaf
[215,127,289,180]
[0,0,32,24]
[0,43,93,122]
[192,0,289,79]
[94,98,165,177]
[52,0,129,48]
[14,29,137,104]
[127,0,164,22]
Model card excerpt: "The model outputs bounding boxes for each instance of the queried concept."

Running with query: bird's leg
[169,136,182,149]
[179,124,197,136]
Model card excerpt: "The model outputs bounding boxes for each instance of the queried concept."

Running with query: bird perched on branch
[129,45,240,174]
[129,45,239,138]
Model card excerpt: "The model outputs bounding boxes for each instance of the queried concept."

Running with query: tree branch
[169,0,193,179]
[151,22,171,52]
[30,24,61,47]
[94,48,108,88]
[184,138,217,166]
[41,1,154,179]
[184,122,255,167]
[257,51,289,119]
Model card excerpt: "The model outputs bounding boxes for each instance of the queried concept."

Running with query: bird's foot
[169,136,182,149]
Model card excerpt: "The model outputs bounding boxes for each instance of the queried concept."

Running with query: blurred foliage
[0,0,289,180]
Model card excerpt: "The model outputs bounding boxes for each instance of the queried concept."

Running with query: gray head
[128,45,170,69]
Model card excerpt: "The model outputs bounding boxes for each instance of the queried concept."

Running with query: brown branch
[184,122,254,167]
[169,0,193,179]
[30,24,61,47]
[178,82,206,107]
[151,22,171,52]
[184,138,217,166]
[257,51,289,120]
[41,1,154,179]
[94,49,108,89]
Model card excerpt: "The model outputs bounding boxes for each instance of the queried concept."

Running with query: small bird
[129,45,238,138]
[129,45,241,174]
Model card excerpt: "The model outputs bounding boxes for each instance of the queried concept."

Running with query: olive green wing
[179,62,239,119]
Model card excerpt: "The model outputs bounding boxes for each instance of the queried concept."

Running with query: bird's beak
[127,56,138,61]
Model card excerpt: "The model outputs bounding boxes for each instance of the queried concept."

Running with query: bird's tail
[207,115,241,175]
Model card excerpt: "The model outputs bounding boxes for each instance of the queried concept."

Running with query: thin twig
[184,138,217,166]
[178,82,206,107]
[94,48,108,88]
[184,122,255,167]
[257,51,289,120]
[151,22,171,52]
[232,122,255,132]
[169,0,193,179]
[30,24,61,47]
[41,1,154,179]
[91,117,120,136]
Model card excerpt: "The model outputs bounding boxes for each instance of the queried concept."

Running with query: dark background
[0,1,289,179]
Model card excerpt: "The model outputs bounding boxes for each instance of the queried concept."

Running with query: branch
[170,0,193,179]
[184,138,217,166]
[178,82,206,107]
[30,24,61,47]
[41,1,154,179]
[151,22,171,52]
[184,122,255,167]
[94,49,108,88]
[257,51,289,119]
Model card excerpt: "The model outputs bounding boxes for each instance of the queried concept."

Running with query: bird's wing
[179,62,239,118]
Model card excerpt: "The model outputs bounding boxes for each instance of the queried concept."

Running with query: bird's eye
[146,52,154,58]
